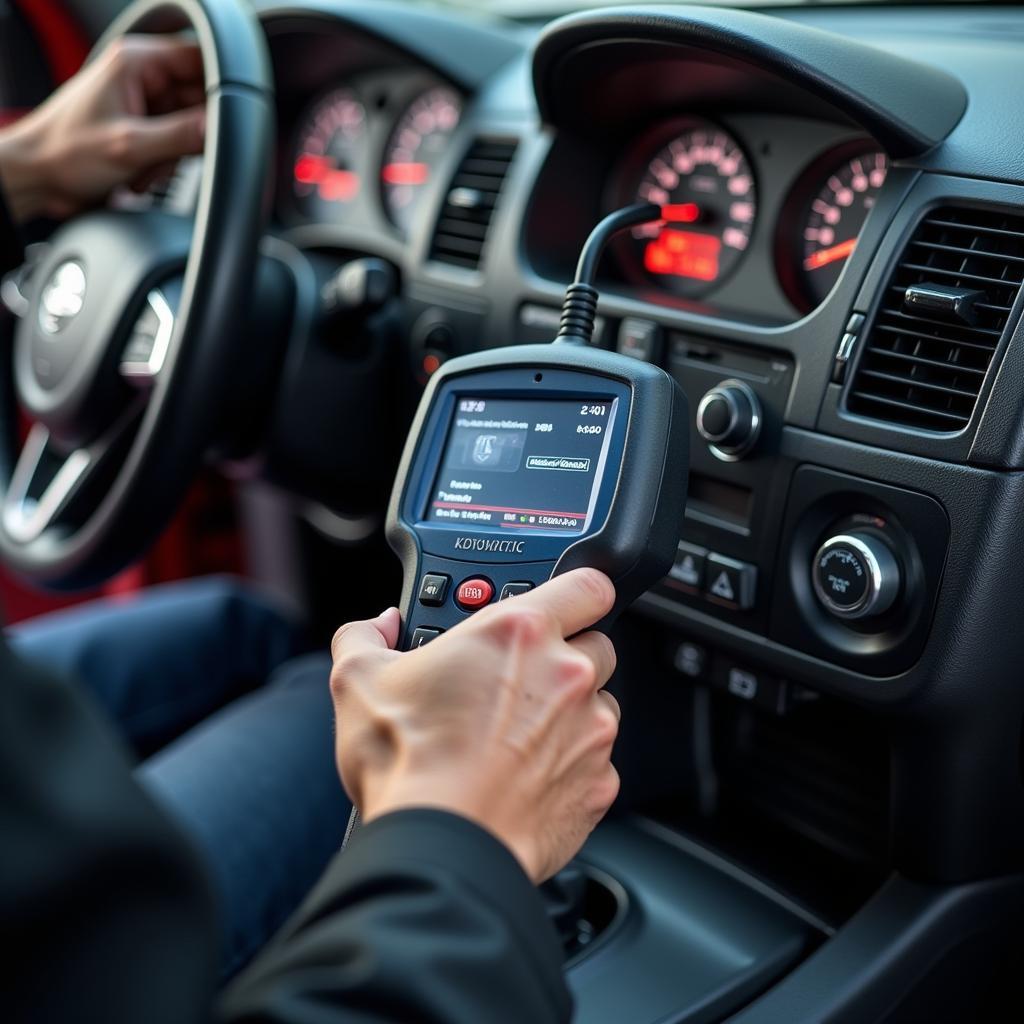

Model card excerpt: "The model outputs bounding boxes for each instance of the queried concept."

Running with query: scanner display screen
[426,397,616,535]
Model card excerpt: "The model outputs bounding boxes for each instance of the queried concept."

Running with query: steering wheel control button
[813,533,900,620]
[696,379,762,461]
[668,542,707,592]
[705,554,757,610]
[418,573,451,607]
[410,627,444,649]
[499,581,533,601]
[456,577,495,611]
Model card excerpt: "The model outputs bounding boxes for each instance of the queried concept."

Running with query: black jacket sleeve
[0,638,220,1024]
[1,631,572,1024]
[219,810,573,1024]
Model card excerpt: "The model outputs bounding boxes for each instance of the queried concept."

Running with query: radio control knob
[812,533,900,620]
[696,380,762,460]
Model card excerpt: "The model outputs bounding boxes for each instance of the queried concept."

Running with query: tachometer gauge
[382,86,462,235]
[291,89,367,217]
[630,123,757,296]
[781,146,888,311]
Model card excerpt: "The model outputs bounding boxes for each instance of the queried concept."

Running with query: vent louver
[429,140,517,270]
[848,206,1024,432]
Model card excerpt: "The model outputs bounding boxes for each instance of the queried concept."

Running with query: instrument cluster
[608,117,889,316]
[277,67,891,322]
[278,73,463,238]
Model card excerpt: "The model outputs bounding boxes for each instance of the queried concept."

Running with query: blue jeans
[7,577,348,978]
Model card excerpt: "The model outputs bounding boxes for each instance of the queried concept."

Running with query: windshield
[431,0,991,16]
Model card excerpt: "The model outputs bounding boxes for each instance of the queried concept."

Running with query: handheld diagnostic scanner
[341,204,689,847]
[388,203,690,648]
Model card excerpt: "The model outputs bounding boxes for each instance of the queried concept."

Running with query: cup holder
[540,862,629,965]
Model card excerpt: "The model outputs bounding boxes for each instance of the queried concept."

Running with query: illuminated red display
[659,203,701,224]
[293,153,360,202]
[643,229,722,282]
[381,161,429,186]
[804,237,857,271]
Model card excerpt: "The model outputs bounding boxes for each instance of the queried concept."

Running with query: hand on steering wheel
[0,35,205,223]
[0,0,278,590]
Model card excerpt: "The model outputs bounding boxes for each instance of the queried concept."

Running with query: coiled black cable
[555,202,662,345]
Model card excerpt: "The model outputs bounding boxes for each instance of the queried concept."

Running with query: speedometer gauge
[780,145,888,311]
[382,86,462,235]
[631,123,757,295]
[291,89,367,218]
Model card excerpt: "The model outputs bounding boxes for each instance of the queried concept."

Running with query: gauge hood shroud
[532,5,967,159]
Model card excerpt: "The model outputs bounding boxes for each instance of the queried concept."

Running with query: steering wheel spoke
[119,288,175,383]
[2,403,143,544]
[3,425,92,544]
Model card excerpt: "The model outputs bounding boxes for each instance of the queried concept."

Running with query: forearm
[0,116,50,223]
[0,122,34,275]
[219,810,572,1024]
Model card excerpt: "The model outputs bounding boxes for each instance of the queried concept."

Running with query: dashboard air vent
[429,139,517,270]
[848,206,1024,432]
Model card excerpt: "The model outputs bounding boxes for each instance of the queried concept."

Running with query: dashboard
[248,0,1024,907]
[527,113,887,323]
[272,62,888,323]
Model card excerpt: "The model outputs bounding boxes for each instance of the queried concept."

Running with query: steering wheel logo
[39,261,87,334]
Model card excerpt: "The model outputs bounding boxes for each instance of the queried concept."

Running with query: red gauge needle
[293,153,360,202]
[382,162,430,186]
[660,202,702,224]
[804,237,857,271]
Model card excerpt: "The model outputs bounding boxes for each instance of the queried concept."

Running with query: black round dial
[630,123,757,296]
[785,147,888,310]
[695,379,762,460]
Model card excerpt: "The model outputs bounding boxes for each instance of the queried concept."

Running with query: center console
[644,331,950,680]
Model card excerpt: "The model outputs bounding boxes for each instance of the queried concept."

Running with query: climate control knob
[812,533,900,620]
[696,379,762,460]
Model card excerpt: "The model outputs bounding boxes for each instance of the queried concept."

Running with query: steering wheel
[0,0,273,589]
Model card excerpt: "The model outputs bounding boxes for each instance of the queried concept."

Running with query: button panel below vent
[847,206,1024,432]
[429,140,518,270]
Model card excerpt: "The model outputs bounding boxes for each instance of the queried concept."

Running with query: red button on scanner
[456,577,494,610]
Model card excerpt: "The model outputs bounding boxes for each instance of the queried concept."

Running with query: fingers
[107,35,204,87]
[331,608,402,662]
[503,568,615,639]
[129,160,178,194]
[568,630,617,690]
[596,688,621,722]
[174,83,206,109]
[149,38,204,85]
[114,106,205,171]
[375,608,402,650]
